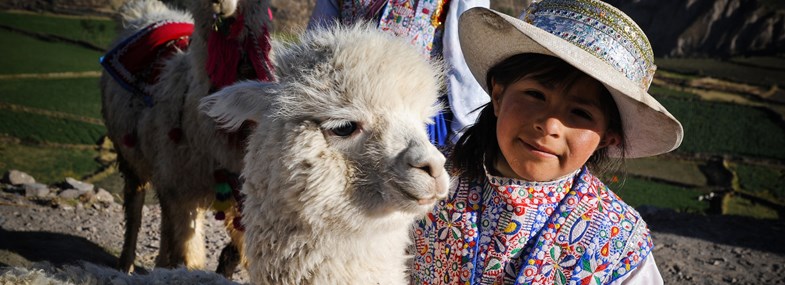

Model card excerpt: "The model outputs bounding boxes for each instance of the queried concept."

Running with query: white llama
[100,0,273,276]
[201,24,450,285]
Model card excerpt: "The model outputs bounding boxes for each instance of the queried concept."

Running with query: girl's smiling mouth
[521,139,558,159]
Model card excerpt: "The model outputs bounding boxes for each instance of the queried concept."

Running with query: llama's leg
[216,242,241,278]
[118,165,146,273]
[156,198,207,269]
[217,205,245,278]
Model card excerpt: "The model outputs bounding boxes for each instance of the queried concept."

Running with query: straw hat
[459,0,683,158]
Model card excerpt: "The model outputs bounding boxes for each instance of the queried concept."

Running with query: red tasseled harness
[205,12,275,90]
[101,7,275,232]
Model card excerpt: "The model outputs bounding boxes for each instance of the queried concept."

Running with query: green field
[723,194,780,219]
[0,29,103,74]
[659,97,785,160]
[624,157,707,187]
[734,163,785,203]
[611,177,710,213]
[649,84,701,100]
[728,56,785,71]
[0,141,101,184]
[0,77,102,118]
[0,11,116,49]
[656,56,785,88]
[0,110,105,145]
[0,12,109,184]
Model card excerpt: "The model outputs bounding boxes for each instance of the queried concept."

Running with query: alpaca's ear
[199,81,276,132]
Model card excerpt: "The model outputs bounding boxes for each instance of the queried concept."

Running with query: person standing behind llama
[411,1,683,284]
[308,0,491,147]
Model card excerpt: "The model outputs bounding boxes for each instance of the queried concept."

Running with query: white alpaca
[100,0,273,276]
[201,24,450,285]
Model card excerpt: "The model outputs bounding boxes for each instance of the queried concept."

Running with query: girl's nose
[534,117,563,137]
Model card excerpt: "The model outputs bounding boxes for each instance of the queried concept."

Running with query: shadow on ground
[642,207,785,255]
[0,228,117,268]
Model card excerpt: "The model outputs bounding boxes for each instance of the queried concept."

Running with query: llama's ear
[199,81,276,131]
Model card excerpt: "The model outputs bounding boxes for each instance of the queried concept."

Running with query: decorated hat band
[521,0,656,90]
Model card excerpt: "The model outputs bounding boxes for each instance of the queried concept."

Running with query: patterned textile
[412,166,652,284]
[100,21,193,106]
[340,0,449,58]
[520,0,656,90]
[339,0,451,145]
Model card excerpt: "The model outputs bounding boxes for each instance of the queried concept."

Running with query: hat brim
[459,7,683,158]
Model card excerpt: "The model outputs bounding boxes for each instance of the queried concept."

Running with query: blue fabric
[427,111,449,147]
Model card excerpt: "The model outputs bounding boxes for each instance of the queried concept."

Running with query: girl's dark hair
[450,53,626,179]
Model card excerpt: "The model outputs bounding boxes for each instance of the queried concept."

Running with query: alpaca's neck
[248,208,416,285]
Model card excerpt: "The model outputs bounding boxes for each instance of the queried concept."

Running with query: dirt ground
[1,191,784,284]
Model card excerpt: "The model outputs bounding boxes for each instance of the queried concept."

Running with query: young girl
[411,1,684,284]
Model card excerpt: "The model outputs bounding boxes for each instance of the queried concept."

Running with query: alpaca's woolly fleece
[201,24,450,285]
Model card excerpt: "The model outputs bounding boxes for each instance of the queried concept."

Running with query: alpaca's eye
[328,122,358,137]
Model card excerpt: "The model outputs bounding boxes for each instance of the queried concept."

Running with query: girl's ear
[598,132,621,149]
[490,78,503,117]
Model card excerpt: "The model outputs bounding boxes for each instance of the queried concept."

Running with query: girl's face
[491,75,620,181]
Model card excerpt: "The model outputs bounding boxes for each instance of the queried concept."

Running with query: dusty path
[1,192,784,284]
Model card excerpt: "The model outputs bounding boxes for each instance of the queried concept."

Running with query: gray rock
[59,189,81,200]
[81,188,95,201]
[2,184,24,195]
[23,183,50,198]
[64,177,94,194]
[4,170,36,185]
[59,204,75,211]
[95,188,115,204]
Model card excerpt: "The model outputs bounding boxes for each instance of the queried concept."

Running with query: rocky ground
[1,171,784,284]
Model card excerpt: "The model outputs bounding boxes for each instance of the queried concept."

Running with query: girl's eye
[572,109,593,120]
[525,90,545,100]
[328,122,359,137]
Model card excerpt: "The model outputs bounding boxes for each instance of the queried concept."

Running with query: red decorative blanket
[100,21,194,105]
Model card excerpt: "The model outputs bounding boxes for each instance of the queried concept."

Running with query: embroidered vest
[412,167,653,284]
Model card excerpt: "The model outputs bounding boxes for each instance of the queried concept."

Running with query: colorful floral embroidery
[412,167,653,284]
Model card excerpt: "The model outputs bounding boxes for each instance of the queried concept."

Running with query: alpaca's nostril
[405,142,446,178]
[410,160,441,178]
[419,165,432,176]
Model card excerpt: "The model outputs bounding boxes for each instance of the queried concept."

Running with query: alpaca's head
[201,25,450,222]
[209,0,239,18]
[191,0,239,21]
[190,0,271,40]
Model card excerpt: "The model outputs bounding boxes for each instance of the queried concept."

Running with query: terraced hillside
[0,11,114,185]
